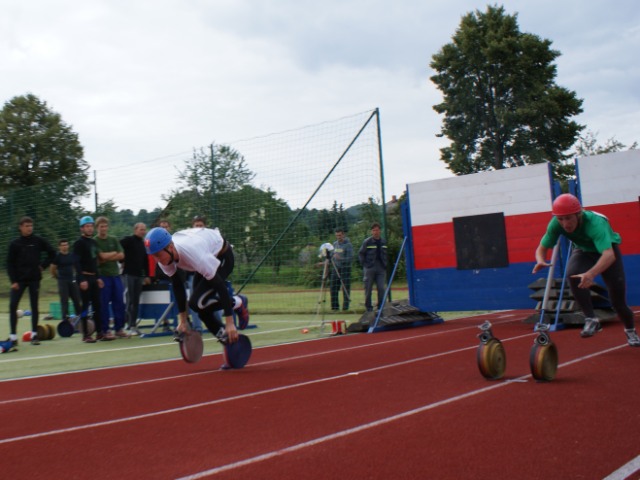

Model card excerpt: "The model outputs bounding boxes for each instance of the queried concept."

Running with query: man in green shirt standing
[533,193,639,346]
[95,216,127,339]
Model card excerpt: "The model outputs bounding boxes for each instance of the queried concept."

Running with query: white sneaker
[625,329,640,347]
[581,317,602,338]
[129,327,141,336]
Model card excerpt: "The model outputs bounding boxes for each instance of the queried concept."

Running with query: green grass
[0,310,480,381]
[0,274,483,380]
[0,313,347,380]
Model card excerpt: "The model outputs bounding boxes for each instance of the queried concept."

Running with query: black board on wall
[453,212,509,270]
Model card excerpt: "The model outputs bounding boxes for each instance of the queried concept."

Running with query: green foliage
[572,130,638,157]
[430,5,584,177]
[0,93,90,260]
[0,94,89,197]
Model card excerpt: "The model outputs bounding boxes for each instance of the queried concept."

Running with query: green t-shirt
[94,235,123,276]
[541,210,621,253]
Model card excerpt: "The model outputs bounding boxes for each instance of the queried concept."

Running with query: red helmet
[552,194,582,216]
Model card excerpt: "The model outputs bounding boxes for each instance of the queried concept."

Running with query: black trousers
[567,244,634,329]
[79,276,103,334]
[9,280,40,335]
[188,248,235,335]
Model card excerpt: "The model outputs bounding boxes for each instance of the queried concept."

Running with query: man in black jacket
[73,216,109,343]
[120,223,151,335]
[358,222,388,312]
[6,216,56,347]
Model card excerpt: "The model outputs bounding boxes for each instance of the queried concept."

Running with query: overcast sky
[2,0,638,211]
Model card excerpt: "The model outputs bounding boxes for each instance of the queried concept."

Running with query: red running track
[1,310,640,480]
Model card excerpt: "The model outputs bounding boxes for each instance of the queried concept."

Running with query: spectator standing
[330,228,354,311]
[120,223,151,336]
[358,222,388,312]
[191,215,206,228]
[6,216,56,347]
[50,239,82,322]
[74,216,110,343]
[94,216,125,339]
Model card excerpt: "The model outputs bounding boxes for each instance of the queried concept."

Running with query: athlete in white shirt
[144,227,250,344]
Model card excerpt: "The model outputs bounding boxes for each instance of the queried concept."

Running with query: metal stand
[314,254,351,334]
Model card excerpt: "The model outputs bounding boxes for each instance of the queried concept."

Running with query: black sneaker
[215,328,229,345]
[31,335,41,346]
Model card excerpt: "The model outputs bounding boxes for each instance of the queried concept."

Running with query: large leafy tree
[0,94,90,257]
[0,93,89,197]
[430,5,584,175]
[164,144,255,227]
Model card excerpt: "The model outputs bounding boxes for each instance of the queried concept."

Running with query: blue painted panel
[408,254,640,312]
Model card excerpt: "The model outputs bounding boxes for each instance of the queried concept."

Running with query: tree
[0,93,89,198]
[0,94,90,260]
[572,130,638,157]
[430,5,584,175]
[161,144,255,229]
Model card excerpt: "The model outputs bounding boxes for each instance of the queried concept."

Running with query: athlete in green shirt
[533,193,639,346]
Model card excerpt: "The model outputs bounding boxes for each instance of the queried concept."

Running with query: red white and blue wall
[403,151,640,311]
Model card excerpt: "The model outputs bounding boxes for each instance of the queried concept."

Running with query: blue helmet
[144,227,172,254]
[79,216,94,227]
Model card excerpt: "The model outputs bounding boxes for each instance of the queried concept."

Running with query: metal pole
[368,236,407,333]
[236,109,379,293]
[93,170,98,213]
[538,241,559,325]
[374,108,391,301]
[210,144,216,226]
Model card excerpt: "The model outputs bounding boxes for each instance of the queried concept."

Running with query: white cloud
[1,0,638,210]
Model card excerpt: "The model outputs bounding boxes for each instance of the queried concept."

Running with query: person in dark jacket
[120,223,151,335]
[6,216,56,347]
[73,216,110,343]
[330,228,354,311]
[50,239,82,322]
[358,222,388,312]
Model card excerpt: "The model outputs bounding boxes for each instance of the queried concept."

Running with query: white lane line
[0,332,537,446]
[603,455,640,480]
[0,314,522,369]
[176,344,627,480]
[0,319,524,404]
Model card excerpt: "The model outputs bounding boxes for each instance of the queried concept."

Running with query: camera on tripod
[318,242,334,260]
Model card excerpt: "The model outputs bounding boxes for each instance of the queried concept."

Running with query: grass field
[0,275,484,380]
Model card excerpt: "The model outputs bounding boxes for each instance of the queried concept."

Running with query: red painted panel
[412,212,551,269]
[411,223,456,269]
[411,202,640,271]
[584,202,640,254]
[504,212,553,263]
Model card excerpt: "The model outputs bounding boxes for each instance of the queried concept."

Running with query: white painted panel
[140,291,171,304]
[577,150,640,207]
[408,163,553,226]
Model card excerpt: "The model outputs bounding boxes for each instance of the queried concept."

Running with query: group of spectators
[4,215,195,347]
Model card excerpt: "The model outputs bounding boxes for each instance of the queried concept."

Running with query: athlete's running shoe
[236,295,250,330]
[625,329,640,347]
[580,317,603,338]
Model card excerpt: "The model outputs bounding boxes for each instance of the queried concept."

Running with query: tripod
[314,252,351,333]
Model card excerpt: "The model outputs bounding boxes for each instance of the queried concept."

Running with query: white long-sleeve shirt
[157,227,224,280]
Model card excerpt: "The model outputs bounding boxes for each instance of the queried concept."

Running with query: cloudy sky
[1,0,638,211]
